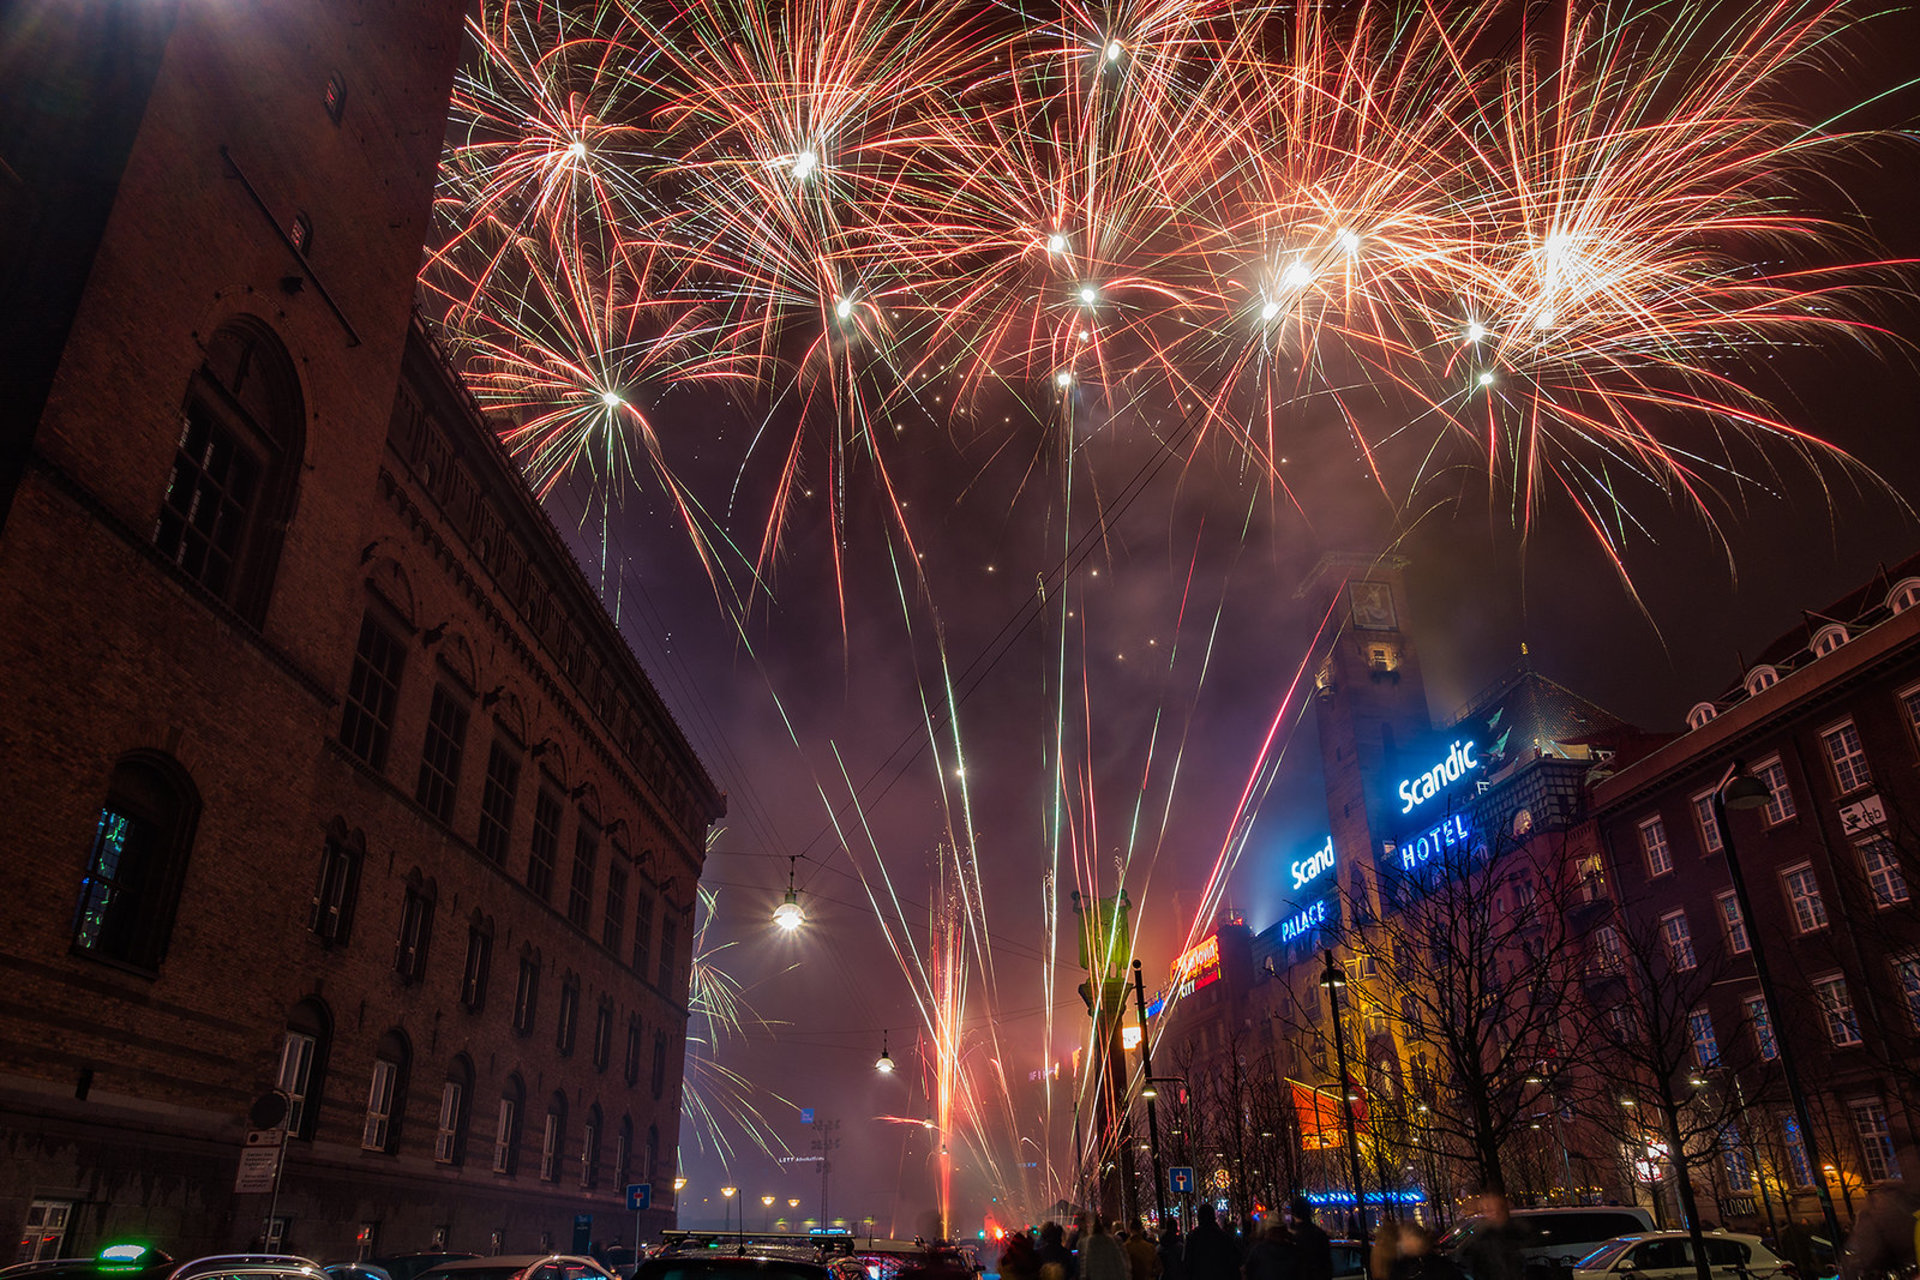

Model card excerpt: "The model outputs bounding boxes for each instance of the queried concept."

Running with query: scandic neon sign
[1291,837,1335,890]
[1397,739,1481,814]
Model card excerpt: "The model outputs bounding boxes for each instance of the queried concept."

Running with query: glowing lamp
[876,1028,896,1073]
[774,856,804,931]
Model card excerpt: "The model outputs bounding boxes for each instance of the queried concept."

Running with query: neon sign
[1280,899,1328,942]
[1170,934,1221,997]
[1291,837,1336,890]
[1397,739,1481,815]
[1398,812,1472,870]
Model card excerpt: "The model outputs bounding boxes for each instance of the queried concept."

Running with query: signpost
[1169,1167,1194,1195]
[626,1183,651,1258]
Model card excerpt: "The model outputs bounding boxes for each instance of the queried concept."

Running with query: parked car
[632,1245,833,1280]
[2,1245,177,1280]
[1572,1233,1797,1280]
[1443,1208,1659,1280]
[415,1257,617,1280]
[165,1257,330,1280]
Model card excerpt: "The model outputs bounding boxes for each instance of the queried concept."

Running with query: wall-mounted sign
[1292,838,1336,890]
[1397,812,1472,871]
[1170,934,1221,998]
[1121,1025,1143,1050]
[1280,899,1328,943]
[1397,739,1481,815]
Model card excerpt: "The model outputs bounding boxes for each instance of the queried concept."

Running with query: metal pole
[1323,949,1369,1243]
[1712,787,1843,1249]
[1132,960,1169,1226]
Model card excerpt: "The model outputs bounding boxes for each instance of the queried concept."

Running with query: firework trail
[682,883,798,1165]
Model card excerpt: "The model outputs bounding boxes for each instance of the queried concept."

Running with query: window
[632,887,654,975]
[1851,1098,1901,1182]
[1688,1008,1720,1068]
[493,1077,524,1174]
[71,755,198,970]
[624,1018,644,1086]
[288,211,313,254]
[1724,1139,1754,1193]
[1590,925,1625,976]
[1783,1114,1814,1186]
[460,920,492,1011]
[651,1030,669,1100]
[1690,793,1723,855]
[1822,720,1873,794]
[154,324,301,621]
[309,832,360,945]
[18,1200,73,1263]
[603,865,627,955]
[1859,838,1909,907]
[568,827,598,929]
[476,742,520,865]
[1813,625,1848,657]
[278,1000,331,1139]
[1784,864,1829,933]
[415,684,469,823]
[1745,666,1778,696]
[527,789,561,901]
[1754,757,1796,824]
[1687,703,1718,731]
[1890,579,1920,614]
[592,1000,614,1072]
[324,72,347,123]
[540,1095,566,1182]
[1816,975,1863,1046]
[580,1105,602,1189]
[657,908,678,991]
[363,1058,399,1151]
[395,877,434,984]
[1660,911,1697,971]
[341,613,405,769]
[435,1071,468,1164]
[512,955,540,1036]
[1744,996,1778,1061]
[1638,816,1673,876]
[555,978,580,1056]
[1896,956,1920,1031]
[1717,893,1751,954]
[646,1124,660,1180]
[615,1117,633,1188]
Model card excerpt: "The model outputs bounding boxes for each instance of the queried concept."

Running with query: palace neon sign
[1397,739,1481,815]
[1170,934,1221,997]
[1280,900,1328,943]
[1291,837,1335,890]
[1399,812,1472,870]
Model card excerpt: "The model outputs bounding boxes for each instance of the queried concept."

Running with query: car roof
[1610,1233,1765,1244]
[166,1257,328,1280]
[421,1261,595,1272]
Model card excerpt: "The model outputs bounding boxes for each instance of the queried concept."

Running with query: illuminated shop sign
[1280,899,1328,943]
[1396,739,1481,815]
[1398,812,1472,871]
[1170,934,1221,997]
[1291,837,1335,890]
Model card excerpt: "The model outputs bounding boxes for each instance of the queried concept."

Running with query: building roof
[1446,657,1632,770]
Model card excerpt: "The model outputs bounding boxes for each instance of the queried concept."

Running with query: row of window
[336,616,689,990]
[273,1003,665,1187]
[1719,1099,1901,1192]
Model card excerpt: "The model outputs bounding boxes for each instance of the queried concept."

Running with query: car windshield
[1575,1242,1636,1270]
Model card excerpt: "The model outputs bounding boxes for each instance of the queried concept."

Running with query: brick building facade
[1,0,722,1263]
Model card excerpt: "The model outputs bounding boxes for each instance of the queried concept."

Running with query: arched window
[435,1054,474,1165]
[362,1029,410,1153]
[1686,702,1718,731]
[71,753,199,971]
[492,1074,525,1175]
[309,818,363,946]
[650,1030,668,1100]
[1746,666,1779,696]
[1813,625,1849,657]
[646,1123,660,1181]
[1891,579,1920,615]
[153,320,304,623]
[615,1116,634,1187]
[580,1103,602,1189]
[277,998,332,1140]
[540,1092,568,1182]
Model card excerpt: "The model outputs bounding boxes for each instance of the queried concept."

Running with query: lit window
[1782,1114,1814,1186]
[415,684,469,823]
[1815,975,1863,1046]
[18,1201,73,1264]
[580,1109,601,1189]
[1591,925,1625,976]
[1896,956,1920,1031]
[1687,703,1718,731]
[289,212,313,255]
[362,1058,399,1151]
[493,1080,523,1174]
[1660,911,1697,971]
[1821,720,1873,794]
[340,613,405,769]
[1688,1008,1720,1068]
[1639,816,1674,876]
[1724,1139,1753,1193]
[72,757,198,970]
[1744,996,1778,1061]
[540,1097,565,1182]
[1813,625,1848,657]
[476,742,520,865]
[1859,838,1909,907]
[1889,578,1920,614]
[1717,893,1751,954]
[395,878,434,984]
[1851,1099,1900,1182]
[1752,757,1796,824]
[1745,666,1778,696]
[276,1005,327,1138]
[460,921,492,1011]
[324,72,347,124]
[1783,865,1829,933]
[527,789,561,901]
[1691,793,1723,854]
[435,1078,465,1164]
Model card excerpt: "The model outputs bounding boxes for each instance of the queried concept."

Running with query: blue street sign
[626,1183,652,1212]
[800,1107,815,1125]
[1169,1166,1195,1195]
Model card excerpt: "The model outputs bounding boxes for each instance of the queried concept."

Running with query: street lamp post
[1711,763,1843,1249]
[1321,949,1369,1242]
[722,1185,738,1236]
[763,1194,776,1231]
[1131,960,1169,1226]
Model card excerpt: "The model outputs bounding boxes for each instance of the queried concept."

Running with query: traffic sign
[626,1183,652,1212]
[800,1107,815,1125]
[1169,1166,1195,1195]
[234,1145,281,1194]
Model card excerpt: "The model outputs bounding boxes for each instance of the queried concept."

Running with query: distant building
[0,0,721,1261]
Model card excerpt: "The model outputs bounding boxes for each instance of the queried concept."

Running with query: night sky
[494,0,1920,1239]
